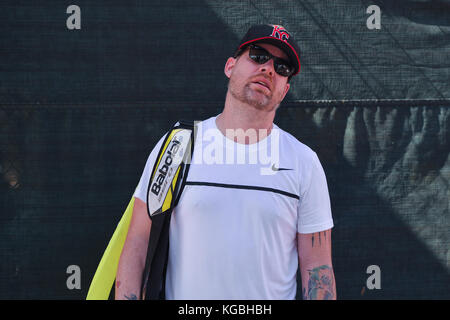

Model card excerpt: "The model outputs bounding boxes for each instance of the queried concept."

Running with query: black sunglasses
[247,44,294,77]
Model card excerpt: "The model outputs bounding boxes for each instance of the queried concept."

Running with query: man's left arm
[297,228,336,300]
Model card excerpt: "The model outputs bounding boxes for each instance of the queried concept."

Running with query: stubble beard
[228,78,278,112]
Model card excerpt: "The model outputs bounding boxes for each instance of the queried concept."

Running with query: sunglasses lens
[274,61,293,77]
[249,48,271,64]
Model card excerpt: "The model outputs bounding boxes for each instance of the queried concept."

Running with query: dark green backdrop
[0,0,449,299]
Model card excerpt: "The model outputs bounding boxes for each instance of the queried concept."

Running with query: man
[116,24,335,300]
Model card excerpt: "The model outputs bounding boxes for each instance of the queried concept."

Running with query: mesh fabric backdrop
[0,0,449,299]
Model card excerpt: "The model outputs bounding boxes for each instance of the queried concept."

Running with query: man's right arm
[115,197,151,300]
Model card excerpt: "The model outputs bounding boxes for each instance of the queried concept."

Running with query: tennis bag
[86,120,195,300]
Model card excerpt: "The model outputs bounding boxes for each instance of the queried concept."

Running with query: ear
[281,82,290,101]
[224,57,236,79]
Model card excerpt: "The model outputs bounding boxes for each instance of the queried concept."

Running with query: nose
[259,59,275,77]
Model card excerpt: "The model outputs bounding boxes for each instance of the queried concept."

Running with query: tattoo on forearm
[311,231,327,247]
[303,265,335,300]
[124,293,138,300]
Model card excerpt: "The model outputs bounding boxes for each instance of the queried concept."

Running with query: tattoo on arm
[124,293,138,300]
[311,231,328,247]
[304,265,335,300]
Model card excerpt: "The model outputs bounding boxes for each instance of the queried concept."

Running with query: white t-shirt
[134,115,333,300]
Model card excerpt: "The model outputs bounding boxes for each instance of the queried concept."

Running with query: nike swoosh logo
[271,164,293,171]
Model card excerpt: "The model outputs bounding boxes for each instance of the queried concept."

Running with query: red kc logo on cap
[270,25,290,42]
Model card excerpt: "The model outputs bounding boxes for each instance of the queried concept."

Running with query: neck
[216,91,276,144]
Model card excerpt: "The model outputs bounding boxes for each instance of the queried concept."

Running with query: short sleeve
[133,133,167,203]
[297,152,334,234]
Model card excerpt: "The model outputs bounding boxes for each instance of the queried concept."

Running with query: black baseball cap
[235,24,301,76]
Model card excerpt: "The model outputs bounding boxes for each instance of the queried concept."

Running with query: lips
[252,78,271,91]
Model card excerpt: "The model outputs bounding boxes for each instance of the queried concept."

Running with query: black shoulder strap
[140,120,196,299]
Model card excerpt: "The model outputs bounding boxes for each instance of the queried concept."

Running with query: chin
[245,89,272,109]
[230,83,278,112]
[249,99,278,112]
